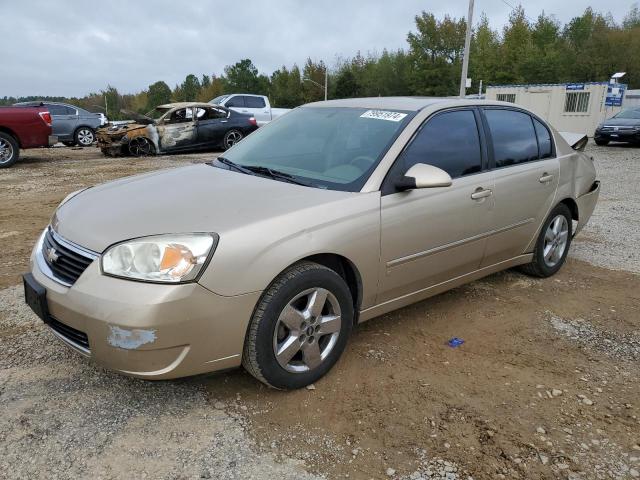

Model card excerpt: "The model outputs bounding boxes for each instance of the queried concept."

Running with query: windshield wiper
[243,166,314,187]
[210,156,254,175]
[210,158,314,187]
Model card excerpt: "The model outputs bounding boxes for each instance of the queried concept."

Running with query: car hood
[600,117,640,127]
[53,164,356,252]
[98,122,149,136]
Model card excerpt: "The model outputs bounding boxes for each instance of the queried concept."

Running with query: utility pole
[478,79,483,98]
[324,67,328,101]
[459,0,475,98]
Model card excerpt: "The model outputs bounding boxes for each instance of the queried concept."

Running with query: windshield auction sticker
[360,110,408,122]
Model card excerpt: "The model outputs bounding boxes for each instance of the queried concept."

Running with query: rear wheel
[594,139,609,146]
[222,130,243,150]
[74,127,95,147]
[0,132,19,168]
[520,203,572,278]
[243,262,353,389]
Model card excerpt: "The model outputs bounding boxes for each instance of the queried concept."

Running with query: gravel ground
[570,144,640,274]
[0,282,320,480]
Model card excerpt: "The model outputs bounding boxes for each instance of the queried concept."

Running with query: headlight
[101,233,218,283]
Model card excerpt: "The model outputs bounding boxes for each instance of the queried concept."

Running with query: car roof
[16,101,81,108]
[156,102,223,109]
[304,96,508,112]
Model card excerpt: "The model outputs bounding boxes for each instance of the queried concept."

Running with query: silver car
[15,101,105,146]
[24,98,600,389]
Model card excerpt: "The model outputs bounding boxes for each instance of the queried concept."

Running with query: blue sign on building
[606,84,626,107]
[566,83,586,91]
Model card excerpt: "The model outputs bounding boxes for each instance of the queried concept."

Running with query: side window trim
[380,106,487,195]
[480,106,557,171]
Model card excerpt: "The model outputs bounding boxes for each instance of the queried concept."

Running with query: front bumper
[28,239,261,380]
[97,135,127,156]
[595,129,640,143]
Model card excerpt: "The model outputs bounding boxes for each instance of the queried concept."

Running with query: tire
[222,129,243,150]
[127,137,154,157]
[0,132,19,168]
[74,127,95,147]
[242,261,354,390]
[520,203,572,278]
[594,139,609,146]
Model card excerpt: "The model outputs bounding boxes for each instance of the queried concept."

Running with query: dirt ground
[1,145,639,480]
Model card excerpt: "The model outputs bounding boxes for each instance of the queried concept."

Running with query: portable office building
[486,82,626,136]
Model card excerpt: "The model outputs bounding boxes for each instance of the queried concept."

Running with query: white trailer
[486,82,627,136]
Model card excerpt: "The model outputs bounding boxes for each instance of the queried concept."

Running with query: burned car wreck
[97,102,259,157]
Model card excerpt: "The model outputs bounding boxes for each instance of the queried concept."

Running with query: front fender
[197,192,381,310]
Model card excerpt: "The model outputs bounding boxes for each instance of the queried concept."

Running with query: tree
[334,70,360,98]
[302,58,327,102]
[407,12,466,96]
[181,74,201,102]
[146,81,172,110]
[224,59,263,93]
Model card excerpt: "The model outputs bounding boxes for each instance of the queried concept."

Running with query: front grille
[42,229,95,285]
[50,316,90,351]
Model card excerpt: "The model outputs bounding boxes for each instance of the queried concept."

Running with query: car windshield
[145,107,171,120]
[211,95,229,105]
[221,107,414,191]
[613,109,640,119]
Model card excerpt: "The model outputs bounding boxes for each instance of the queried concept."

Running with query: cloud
[0,0,632,97]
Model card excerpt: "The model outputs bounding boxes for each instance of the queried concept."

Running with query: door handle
[471,188,492,200]
[220,120,228,123]
[539,173,554,183]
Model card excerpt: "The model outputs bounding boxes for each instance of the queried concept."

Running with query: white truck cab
[209,94,290,127]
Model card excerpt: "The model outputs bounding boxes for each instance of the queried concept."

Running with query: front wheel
[520,203,572,278]
[242,262,354,389]
[0,132,19,168]
[74,127,95,147]
[128,137,154,156]
[222,129,243,150]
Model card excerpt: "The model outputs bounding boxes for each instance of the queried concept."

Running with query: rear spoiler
[559,131,589,151]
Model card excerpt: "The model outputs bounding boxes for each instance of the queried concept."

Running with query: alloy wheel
[224,131,243,149]
[77,128,94,146]
[543,215,569,267]
[0,138,14,164]
[272,288,342,373]
[128,137,153,156]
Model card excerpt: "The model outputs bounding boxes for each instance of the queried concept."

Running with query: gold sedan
[24,98,600,389]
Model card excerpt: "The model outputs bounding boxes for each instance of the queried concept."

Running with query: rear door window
[484,109,539,167]
[398,110,483,179]
[245,96,266,108]
[225,96,246,108]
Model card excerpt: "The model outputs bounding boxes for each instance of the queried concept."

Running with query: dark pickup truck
[0,106,57,168]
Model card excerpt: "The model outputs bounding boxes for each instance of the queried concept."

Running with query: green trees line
[3,5,640,119]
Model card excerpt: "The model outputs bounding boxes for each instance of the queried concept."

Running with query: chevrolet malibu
[24,98,600,389]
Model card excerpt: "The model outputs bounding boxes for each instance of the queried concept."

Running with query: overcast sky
[0,0,635,97]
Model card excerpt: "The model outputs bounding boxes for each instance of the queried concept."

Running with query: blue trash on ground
[447,337,465,348]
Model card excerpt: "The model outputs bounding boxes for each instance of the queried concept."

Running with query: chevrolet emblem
[46,247,60,263]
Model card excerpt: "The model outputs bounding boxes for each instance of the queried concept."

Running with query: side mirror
[395,163,452,191]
